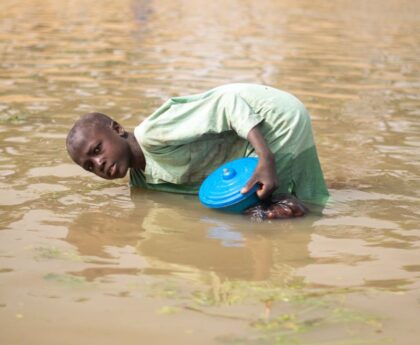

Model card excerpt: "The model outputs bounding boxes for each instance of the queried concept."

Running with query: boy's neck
[127,132,146,170]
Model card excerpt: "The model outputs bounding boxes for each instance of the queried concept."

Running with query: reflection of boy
[66,83,329,214]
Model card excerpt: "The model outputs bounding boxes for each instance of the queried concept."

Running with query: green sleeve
[135,91,264,151]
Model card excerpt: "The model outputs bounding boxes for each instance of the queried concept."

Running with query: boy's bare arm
[240,125,278,200]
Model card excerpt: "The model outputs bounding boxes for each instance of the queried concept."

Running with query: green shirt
[130,83,329,205]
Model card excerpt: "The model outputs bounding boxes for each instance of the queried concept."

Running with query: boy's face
[69,123,132,180]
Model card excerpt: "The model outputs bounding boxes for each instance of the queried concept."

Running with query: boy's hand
[244,194,308,222]
[240,125,279,200]
[241,155,278,200]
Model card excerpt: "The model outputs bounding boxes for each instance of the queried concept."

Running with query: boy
[66,83,329,219]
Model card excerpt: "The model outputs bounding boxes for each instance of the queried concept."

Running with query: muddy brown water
[1,0,419,344]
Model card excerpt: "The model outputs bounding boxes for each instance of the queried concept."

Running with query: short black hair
[66,112,113,158]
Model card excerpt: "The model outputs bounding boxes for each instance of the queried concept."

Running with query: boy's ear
[111,120,127,137]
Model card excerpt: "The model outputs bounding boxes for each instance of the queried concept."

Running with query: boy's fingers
[241,176,257,194]
[256,186,270,200]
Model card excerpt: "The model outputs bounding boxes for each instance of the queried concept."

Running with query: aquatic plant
[34,246,83,262]
[143,274,385,345]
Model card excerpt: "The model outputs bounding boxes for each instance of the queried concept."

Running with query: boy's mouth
[108,163,117,178]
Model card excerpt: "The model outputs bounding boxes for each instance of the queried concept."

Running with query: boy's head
[66,112,132,180]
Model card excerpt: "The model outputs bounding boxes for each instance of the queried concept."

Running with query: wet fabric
[130,83,329,205]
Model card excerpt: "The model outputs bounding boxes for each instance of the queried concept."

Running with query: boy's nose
[92,156,106,173]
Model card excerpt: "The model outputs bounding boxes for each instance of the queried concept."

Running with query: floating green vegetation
[34,246,83,262]
[47,190,69,201]
[330,307,382,326]
[43,273,88,286]
[145,275,385,345]
[249,307,385,343]
[146,280,186,299]
[192,274,305,307]
[0,111,27,124]
[157,305,181,315]
[252,313,315,332]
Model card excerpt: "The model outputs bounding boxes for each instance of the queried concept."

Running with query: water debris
[157,306,180,315]
[0,110,27,124]
[146,277,383,344]
[43,273,88,286]
[180,304,251,321]
[34,246,83,262]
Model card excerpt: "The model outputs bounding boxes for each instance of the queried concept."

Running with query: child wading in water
[66,83,329,220]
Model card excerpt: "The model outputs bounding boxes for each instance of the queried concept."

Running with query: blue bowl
[199,158,261,213]
[217,191,260,213]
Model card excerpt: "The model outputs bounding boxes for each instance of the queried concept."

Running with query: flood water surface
[1,0,419,344]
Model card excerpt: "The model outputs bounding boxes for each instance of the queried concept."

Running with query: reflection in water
[66,190,313,282]
[66,211,145,259]
[1,0,420,344]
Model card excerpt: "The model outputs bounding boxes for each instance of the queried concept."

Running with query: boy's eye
[93,143,101,154]
[84,161,94,172]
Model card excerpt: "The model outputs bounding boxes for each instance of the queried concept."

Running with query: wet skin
[69,122,140,180]
[244,194,308,222]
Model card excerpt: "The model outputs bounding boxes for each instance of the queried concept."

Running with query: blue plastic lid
[199,157,259,209]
